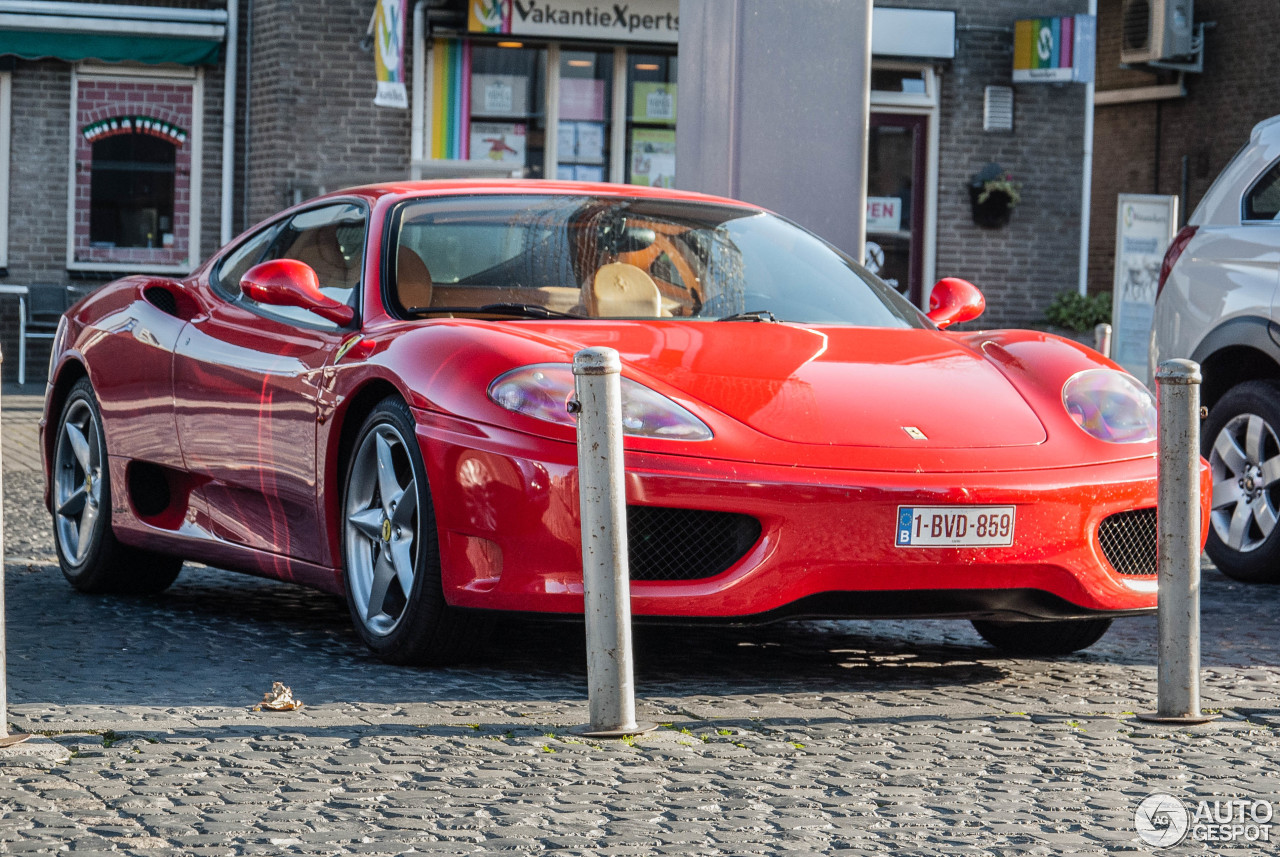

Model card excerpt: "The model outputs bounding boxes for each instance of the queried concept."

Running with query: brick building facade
[0,0,1158,381]
[1089,0,1280,296]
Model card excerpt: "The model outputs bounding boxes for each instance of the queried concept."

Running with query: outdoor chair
[19,284,71,385]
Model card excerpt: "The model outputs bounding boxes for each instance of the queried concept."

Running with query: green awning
[0,30,222,66]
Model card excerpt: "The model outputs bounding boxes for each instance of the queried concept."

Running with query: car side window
[214,226,277,299]
[244,203,367,327]
[1244,161,1280,221]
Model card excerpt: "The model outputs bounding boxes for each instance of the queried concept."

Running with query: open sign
[867,197,902,232]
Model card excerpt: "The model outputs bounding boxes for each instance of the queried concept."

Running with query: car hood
[541,322,1049,449]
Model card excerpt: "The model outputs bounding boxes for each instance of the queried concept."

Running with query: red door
[171,202,365,567]
[867,113,928,306]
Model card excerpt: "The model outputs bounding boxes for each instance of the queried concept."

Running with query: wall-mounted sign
[1013,14,1095,84]
[1111,194,1177,379]
[469,0,678,44]
[872,8,955,59]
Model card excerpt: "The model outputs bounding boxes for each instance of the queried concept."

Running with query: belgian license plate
[895,505,1016,548]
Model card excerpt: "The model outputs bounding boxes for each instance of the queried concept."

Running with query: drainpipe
[220,0,238,245]
[1077,0,1096,296]
[411,0,426,170]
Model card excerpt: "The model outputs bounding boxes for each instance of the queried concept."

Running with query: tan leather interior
[397,245,434,310]
[290,224,360,290]
[589,262,661,318]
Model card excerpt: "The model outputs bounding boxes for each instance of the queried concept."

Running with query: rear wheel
[1202,380,1280,582]
[52,378,182,594]
[971,618,1112,656]
[341,397,486,664]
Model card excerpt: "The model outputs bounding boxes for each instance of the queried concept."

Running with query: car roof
[1192,114,1280,227]
[310,179,769,213]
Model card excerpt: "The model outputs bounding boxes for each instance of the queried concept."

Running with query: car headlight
[1062,369,1156,443]
[488,364,713,441]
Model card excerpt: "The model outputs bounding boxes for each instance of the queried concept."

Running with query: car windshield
[389,194,929,328]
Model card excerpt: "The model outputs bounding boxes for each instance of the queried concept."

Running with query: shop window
[469,43,547,178]
[89,133,176,249]
[556,50,613,182]
[70,67,198,272]
[871,68,928,95]
[625,53,676,187]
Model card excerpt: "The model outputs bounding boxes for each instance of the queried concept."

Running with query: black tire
[971,617,1112,656]
[51,378,182,595]
[1201,380,1280,583]
[340,397,487,665]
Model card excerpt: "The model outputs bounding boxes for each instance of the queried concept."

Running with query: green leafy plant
[1044,291,1112,333]
[978,174,1022,207]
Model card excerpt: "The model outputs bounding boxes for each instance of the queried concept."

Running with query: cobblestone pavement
[2,392,1280,855]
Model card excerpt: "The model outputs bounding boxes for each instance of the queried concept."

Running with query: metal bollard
[1094,323,1112,358]
[571,347,654,738]
[1138,359,1218,724]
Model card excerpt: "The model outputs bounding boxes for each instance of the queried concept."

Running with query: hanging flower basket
[968,167,1022,229]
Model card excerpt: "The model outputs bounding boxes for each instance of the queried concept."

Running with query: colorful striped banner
[430,38,471,159]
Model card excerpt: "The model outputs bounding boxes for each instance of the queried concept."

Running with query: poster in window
[469,122,526,163]
[470,74,529,117]
[557,122,578,160]
[630,128,675,187]
[631,83,677,124]
[574,122,605,163]
[560,78,605,121]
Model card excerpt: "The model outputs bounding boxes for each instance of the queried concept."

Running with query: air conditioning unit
[1121,0,1194,64]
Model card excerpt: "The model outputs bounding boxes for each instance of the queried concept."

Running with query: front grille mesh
[1099,507,1157,576]
[626,506,761,582]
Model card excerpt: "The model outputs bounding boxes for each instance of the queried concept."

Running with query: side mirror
[926,277,985,329]
[241,259,355,326]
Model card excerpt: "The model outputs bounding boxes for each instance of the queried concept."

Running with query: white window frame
[0,71,10,269]
[66,62,203,274]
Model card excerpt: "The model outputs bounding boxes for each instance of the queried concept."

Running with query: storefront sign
[374,0,409,108]
[866,197,902,232]
[1013,14,1095,84]
[1112,194,1177,378]
[469,0,678,44]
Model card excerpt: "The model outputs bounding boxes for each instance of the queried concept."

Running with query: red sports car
[41,181,1209,663]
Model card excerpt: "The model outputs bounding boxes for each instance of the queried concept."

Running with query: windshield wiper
[717,309,778,323]
[405,303,585,319]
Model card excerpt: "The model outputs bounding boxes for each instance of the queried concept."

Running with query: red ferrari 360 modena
[41,181,1210,663]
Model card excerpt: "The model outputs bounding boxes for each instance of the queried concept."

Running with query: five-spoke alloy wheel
[52,377,181,594]
[341,397,483,664]
[1203,380,1280,582]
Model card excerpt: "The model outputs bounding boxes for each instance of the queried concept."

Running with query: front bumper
[418,413,1209,621]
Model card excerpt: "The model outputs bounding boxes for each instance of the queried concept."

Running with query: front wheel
[341,397,487,665]
[1202,380,1280,582]
[52,378,182,594]
[971,618,1112,656]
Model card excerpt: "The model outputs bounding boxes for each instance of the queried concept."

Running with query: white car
[1151,114,1280,582]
